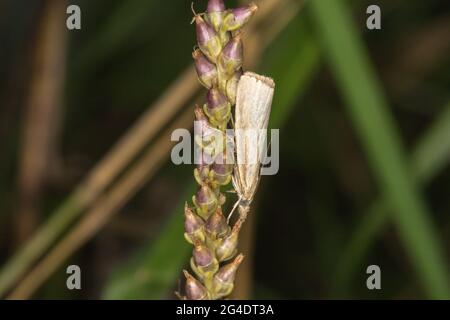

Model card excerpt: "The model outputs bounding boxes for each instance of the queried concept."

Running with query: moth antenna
[190,2,205,24]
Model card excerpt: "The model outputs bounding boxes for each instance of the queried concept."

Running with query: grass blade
[336,102,450,294]
[309,0,450,298]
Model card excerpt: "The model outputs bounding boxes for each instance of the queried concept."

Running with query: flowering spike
[194,14,222,62]
[182,0,258,300]
[222,3,258,32]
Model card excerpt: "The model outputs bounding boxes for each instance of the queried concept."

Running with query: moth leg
[227,197,241,223]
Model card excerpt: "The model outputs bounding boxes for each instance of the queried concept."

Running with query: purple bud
[207,88,228,110]
[215,254,244,284]
[183,270,207,300]
[218,34,243,76]
[222,34,242,61]
[194,15,222,62]
[223,3,258,31]
[184,204,203,234]
[194,106,214,135]
[206,208,229,237]
[195,15,216,46]
[193,245,214,267]
[193,50,217,89]
[212,162,226,175]
[226,68,243,104]
[231,3,257,24]
[195,185,211,204]
[207,0,226,13]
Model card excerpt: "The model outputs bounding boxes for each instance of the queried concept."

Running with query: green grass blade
[335,102,450,294]
[309,0,450,298]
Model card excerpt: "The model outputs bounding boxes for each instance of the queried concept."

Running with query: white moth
[231,71,275,221]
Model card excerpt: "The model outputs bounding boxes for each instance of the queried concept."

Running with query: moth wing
[235,72,275,201]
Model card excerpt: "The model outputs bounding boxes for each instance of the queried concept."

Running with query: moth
[231,72,275,221]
